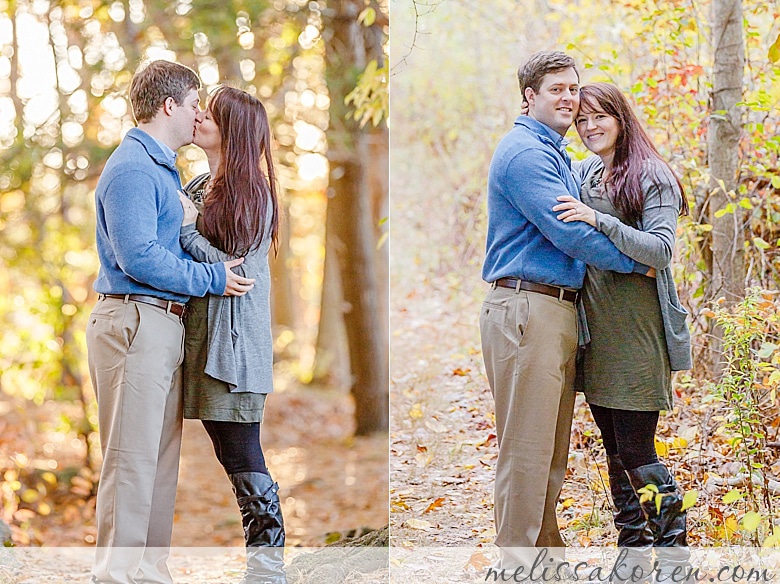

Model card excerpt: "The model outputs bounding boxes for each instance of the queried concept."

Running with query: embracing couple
[87,60,284,584]
[480,51,693,575]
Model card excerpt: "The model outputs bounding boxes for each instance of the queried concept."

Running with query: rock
[287,525,388,583]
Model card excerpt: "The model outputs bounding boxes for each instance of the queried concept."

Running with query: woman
[177,86,284,584]
[552,82,692,551]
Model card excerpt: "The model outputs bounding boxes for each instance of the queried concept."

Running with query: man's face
[525,68,580,136]
[168,88,201,149]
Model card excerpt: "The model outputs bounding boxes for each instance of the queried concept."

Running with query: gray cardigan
[180,173,275,393]
[576,156,692,371]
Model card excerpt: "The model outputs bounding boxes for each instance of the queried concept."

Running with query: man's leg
[137,364,184,583]
[536,350,576,550]
[88,298,184,584]
[480,288,578,556]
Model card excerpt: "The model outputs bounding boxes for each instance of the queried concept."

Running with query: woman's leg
[610,409,687,548]
[609,410,659,470]
[589,404,653,548]
[202,420,285,584]
[201,420,268,475]
[589,403,618,456]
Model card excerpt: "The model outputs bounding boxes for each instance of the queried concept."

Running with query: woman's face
[193,107,221,152]
[575,106,619,159]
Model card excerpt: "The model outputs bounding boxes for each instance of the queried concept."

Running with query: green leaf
[769,32,780,63]
[772,176,780,189]
[681,490,698,511]
[722,489,744,504]
[738,197,753,209]
[753,237,771,250]
[764,532,780,547]
[714,202,736,218]
[742,511,761,532]
[757,342,778,359]
[358,7,376,27]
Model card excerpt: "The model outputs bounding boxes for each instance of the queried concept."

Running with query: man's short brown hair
[129,60,200,123]
[517,51,579,96]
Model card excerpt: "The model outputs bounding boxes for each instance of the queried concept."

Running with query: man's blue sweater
[93,128,226,302]
[482,116,639,288]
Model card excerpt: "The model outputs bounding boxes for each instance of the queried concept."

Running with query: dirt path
[6,384,388,580]
[389,274,709,550]
[389,275,621,547]
[172,386,388,547]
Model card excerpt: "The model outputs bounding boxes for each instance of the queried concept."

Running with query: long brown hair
[579,83,688,225]
[200,86,279,256]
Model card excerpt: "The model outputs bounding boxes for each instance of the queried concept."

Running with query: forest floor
[0,377,388,582]
[389,271,780,553]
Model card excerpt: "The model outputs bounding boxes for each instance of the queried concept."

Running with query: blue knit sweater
[482,116,643,288]
[93,128,226,302]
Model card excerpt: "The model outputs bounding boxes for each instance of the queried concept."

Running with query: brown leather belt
[99,293,188,317]
[494,278,579,303]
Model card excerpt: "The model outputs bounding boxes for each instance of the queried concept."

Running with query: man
[479,51,650,567]
[87,60,254,584]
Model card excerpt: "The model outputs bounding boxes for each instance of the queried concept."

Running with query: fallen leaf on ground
[405,518,433,530]
[423,497,446,513]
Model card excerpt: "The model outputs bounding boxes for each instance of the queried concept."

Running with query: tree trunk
[367,128,389,347]
[270,200,296,332]
[708,0,745,372]
[312,206,350,387]
[323,0,388,434]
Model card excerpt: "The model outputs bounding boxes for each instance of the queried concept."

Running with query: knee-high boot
[626,463,691,583]
[607,456,653,582]
[229,472,287,584]
[608,455,653,547]
[625,463,687,547]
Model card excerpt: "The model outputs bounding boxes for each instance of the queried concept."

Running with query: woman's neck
[206,151,221,176]
[600,152,614,175]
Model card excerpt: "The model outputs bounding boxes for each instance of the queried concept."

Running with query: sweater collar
[125,127,178,171]
[514,116,571,167]
[514,115,569,148]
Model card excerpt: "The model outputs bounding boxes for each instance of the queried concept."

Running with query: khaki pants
[480,285,578,555]
[87,296,185,584]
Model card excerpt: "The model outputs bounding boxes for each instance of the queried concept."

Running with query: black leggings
[588,404,659,470]
[201,420,268,475]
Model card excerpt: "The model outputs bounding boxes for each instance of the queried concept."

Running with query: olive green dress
[181,174,267,422]
[580,163,673,411]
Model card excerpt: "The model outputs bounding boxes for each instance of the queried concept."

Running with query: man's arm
[102,170,233,296]
[505,148,644,274]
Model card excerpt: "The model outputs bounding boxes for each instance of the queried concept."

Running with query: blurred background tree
[0,0,387,545]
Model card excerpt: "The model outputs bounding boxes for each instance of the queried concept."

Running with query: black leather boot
[608,455,653,547]
[626,463,692,583]
[607,456,653,582]
[625,463,687,547]
[229,472,287,584]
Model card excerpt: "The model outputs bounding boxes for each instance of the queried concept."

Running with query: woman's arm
[177,190,240,264]
[594,196,678,270]
[553,168,681,270]
[180,223,239,264]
